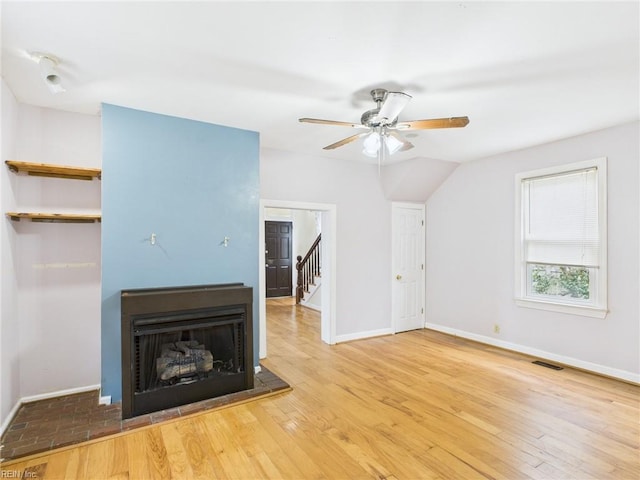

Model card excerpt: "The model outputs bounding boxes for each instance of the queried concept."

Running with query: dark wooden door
[265,221,293,298]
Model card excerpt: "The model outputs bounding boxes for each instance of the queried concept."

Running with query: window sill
[515,298,608,319]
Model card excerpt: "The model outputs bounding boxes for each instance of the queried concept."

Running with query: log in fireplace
[121,283,253,419]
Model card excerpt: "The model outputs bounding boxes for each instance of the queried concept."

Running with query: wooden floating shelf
[5,160,101,181]
[6,212,101,223]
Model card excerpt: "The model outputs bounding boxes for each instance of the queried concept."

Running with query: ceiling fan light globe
[384,134,403,155]
[362,131,380,157]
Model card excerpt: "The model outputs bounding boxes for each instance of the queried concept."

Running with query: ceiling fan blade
[396,116,470,130]
[323,132,369,150]
[299,118,366,128]
[376,92,412,124]
[388,131,414,151]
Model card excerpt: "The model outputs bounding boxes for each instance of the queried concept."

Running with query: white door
[392,203,425,333]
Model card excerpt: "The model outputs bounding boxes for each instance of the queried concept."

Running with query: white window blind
[523,168,599,268]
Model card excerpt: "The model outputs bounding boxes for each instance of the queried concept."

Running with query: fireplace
[121,283,253,419]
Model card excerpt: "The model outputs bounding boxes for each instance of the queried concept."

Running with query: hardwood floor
[2,296,639,479]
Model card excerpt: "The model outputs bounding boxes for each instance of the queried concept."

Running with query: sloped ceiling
[1,1,638,167]
[381,157,459,202]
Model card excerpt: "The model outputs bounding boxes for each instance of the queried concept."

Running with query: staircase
[296,234,321,307]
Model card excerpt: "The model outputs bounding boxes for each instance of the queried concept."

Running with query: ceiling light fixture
[362,127,403,160]
[29,52,66,94]
[300,87,470,165]
[39,56,65,94]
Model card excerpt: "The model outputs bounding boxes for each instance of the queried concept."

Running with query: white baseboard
[299,301,321,312]
[334,327,393,344]
[20,384,101,404]
[0,383,101,438]
[99,395,112,406]
[425,323,640,384]
[0,399,22,438]
[254,365,262,374]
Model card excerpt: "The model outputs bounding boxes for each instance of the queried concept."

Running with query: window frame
[514,157,608,318]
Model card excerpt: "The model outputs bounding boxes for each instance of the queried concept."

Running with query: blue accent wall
[101,104,259,402]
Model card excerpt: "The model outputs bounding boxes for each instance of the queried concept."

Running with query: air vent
[532,360,563,370]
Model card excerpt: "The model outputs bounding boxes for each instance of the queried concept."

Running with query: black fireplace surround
[121,283,254,419]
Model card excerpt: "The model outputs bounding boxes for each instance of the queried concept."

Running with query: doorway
[259,200,337,359]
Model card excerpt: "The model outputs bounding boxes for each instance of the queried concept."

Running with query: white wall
[291,209,321,259]
[261,148,392,337]
[426,122,639,381]
[1,79,20,429]
[11,105,102,399]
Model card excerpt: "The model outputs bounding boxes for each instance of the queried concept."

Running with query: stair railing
[296,233,321,304]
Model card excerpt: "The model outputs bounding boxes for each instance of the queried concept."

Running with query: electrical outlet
[493,324,500,334]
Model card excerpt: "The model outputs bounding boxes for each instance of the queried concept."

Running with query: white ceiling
[2,1,638,165]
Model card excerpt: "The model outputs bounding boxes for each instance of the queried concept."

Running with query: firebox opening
[134,315,244,394]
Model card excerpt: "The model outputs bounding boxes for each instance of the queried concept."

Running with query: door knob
[396,274,402,280]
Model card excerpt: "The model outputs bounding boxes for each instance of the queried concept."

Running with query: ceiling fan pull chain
[378,126,384,175]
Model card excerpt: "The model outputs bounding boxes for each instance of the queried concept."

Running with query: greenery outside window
[515,158,607,318]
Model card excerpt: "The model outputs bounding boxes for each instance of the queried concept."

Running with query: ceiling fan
[299,88,469,158]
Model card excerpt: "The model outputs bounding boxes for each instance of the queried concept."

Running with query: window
[515,158,607,318]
